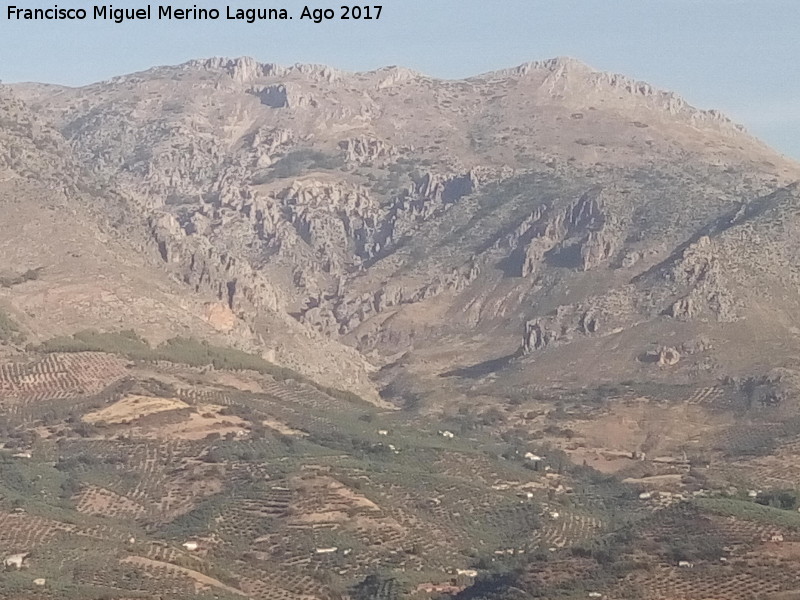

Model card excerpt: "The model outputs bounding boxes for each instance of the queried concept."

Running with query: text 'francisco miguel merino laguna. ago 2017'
[6,5,384,23]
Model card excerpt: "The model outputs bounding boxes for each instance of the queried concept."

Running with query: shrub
[756,489,799,511]
[0,309,24,343]
[252,149,344,183]
[0,266,43,288]
[35,330,370,406]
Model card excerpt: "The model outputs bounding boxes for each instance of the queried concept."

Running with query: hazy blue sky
[1,0,798,158]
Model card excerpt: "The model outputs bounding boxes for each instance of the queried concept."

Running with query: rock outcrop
[522,288,636,356]
[657,347,681,367]
[339,137,399,165]
[505,189,618,278]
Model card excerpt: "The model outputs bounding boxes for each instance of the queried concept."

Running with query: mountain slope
[6,56,800,600]
[0,85,380,401]
[14,56,800,406]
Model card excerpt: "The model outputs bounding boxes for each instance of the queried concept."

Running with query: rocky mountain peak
[179,56,345,85]
[480,55,591,79]
[474,56,744,135]
[6,58,800,403]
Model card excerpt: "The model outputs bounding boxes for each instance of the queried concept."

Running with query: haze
[0,0,798,159]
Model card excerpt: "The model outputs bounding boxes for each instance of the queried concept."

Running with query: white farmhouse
[3,553,28,570]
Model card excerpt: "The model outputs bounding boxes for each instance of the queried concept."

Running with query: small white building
[3,553,28,570]
[639,491,653,500]
[33,579,46,587]
[524,452,543,462]
[456,569,478,578]
[377,430,389,436]
[182,541,199,552]
[439,430,455,439]
[677,560,694,568]
[315,547,338,554]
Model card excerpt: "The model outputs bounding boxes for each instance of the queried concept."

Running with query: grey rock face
[10,55,800,395]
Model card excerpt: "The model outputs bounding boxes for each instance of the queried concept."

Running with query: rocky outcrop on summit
[482,57,744,134]
[247,83,317,109]
[185,57,342,85]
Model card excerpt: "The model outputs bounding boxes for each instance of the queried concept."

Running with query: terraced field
[0,347,622,598]
[0,352,129,401]
[2,346,799,599]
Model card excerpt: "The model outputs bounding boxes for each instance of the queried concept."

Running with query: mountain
[12,56,800,397]
[0,82,380,402]
[3,57,800,599]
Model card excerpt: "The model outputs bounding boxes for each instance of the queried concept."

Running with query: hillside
[3,57,800,599]
[0,84,379,401]
[13,57,800,401]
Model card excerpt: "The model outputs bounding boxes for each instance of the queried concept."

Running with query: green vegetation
[0,338,644,600]
[350,574,402,600]
[696,496,800,528]
[36,329,153,356]
[369,157,425,197]
[252,148,344,183]
[161,495,229,540]
[0,307,24,343]
[0,451,75,511]
[37,329,280,372]
[33,329,368,404]
[756,488,799,510]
